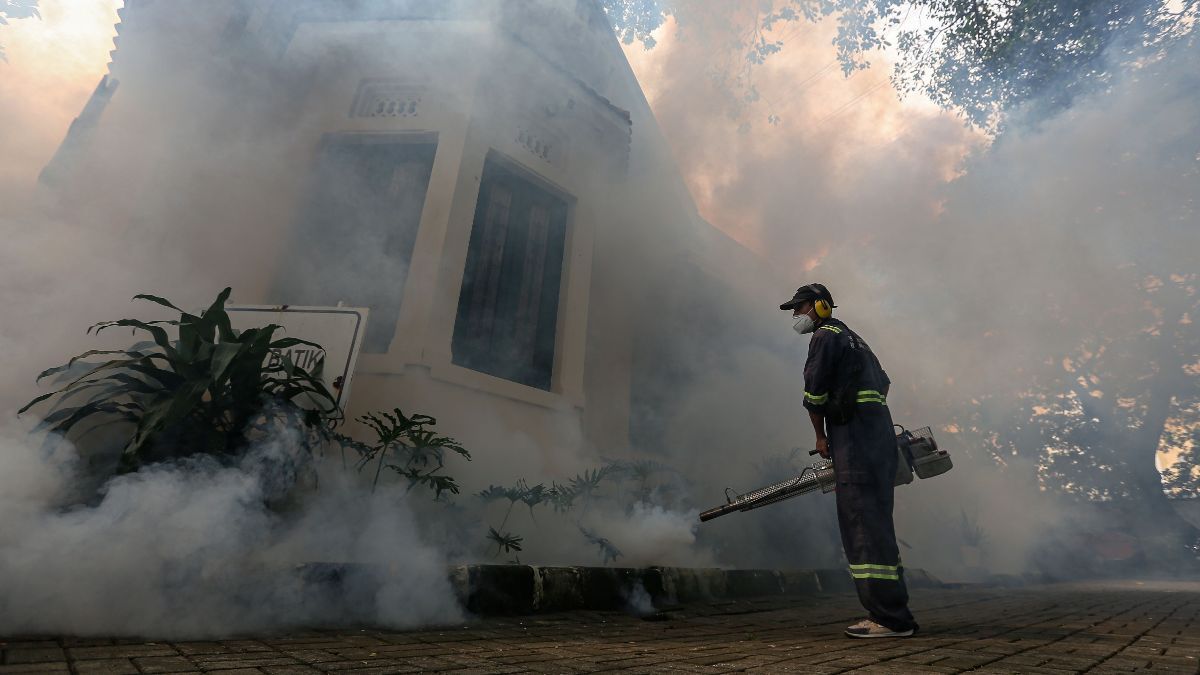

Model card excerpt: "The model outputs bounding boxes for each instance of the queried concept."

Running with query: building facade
[46,0,786,479]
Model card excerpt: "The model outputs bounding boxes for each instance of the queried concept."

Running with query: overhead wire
[750,17,835,110]
[815,77,893,126]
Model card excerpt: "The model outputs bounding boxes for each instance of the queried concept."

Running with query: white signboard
[226,305,368,410]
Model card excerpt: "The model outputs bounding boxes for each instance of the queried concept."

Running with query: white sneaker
[844,618,915,638]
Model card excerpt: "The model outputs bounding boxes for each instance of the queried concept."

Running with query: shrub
[20,288,338,472]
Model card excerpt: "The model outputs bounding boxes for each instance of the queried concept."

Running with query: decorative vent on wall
[515,125,565,167]
[351,80,424,118]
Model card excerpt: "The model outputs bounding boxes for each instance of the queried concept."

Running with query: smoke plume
[0,0,1197,640]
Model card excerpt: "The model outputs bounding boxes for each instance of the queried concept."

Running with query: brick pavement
[2,580,1199,674]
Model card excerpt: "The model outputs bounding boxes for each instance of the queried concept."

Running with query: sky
[0,0,121,208]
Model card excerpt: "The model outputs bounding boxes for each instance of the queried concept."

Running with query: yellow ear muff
[814,299,832,319]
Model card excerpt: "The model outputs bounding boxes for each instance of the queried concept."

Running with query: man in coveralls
[781,283,919,638]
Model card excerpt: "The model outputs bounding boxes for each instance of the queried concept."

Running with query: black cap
[780,283,835,311]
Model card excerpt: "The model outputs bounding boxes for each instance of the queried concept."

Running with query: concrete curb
[296,563,943,617]
[450,564,945,614]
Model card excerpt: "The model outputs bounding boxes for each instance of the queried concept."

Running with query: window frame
[449,149,575,392]
[274,131,439,355]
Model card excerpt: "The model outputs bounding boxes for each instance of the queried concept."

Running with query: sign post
[225,305,369,411]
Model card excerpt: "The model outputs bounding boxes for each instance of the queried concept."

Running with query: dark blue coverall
[802,317,918,633]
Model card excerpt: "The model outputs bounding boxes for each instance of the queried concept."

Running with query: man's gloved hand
[815,436,830,459]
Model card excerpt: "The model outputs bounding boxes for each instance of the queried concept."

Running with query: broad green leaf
[57,355,162,391]
[209,341,242,384]
[125,380,205,458]
[204,287,233,318]
[91,319,178,360]
[18,391,56,415]
[35,349,151,382]
[132,294,184,312]
[121,361,183,387]
[213,302,235,342]
[268,337,323,350]
[40,400,138,435]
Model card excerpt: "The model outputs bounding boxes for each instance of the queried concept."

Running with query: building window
[276,135,436,353]
[452,155,569,390]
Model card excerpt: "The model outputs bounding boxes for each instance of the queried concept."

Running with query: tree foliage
[868,0,1198,126]
[602,0,1200,127]
[1162,426,1200,498]
[599,0,670,48]
[953,271,1199,506]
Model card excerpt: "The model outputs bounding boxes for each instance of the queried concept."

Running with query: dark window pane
[275,136,436,353]
[452,156,569,390]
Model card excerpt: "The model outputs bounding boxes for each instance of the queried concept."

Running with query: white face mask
[793,314,815,335]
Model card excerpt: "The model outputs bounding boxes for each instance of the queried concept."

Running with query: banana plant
[19,288,339,471]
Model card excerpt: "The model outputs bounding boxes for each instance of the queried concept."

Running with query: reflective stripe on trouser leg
[849,563,901,581]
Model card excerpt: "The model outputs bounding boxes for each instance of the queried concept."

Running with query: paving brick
[171,643,230,656]
[0,643,59,651]
[191,658,298,671]
[134,656,202,673]
[258,668,323,675]
[8,650,67,667]
[73,659,139,675]
[0,666,69,675]
[69,645,177,660]
[5,581,1200,673]
[314,666,423,675]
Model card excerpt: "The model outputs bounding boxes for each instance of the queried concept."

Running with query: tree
[599,0,669,48]
[602,0,1200,127]
[1022,272,1196,507]
[0,0,39,62]
[875,31,1200,560]
[1162,427,1200,498]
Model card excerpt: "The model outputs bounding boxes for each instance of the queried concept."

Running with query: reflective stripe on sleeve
[819,325,842,334]
[856,389,887,405]
[804,391,829,404]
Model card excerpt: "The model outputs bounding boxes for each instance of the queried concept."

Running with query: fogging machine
[699,425,952,522]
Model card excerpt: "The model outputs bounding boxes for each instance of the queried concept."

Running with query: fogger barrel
[699,460,836,522]
[699,424,952,522]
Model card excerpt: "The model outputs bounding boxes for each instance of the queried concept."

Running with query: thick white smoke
[0,424,462,637]
[622,9,1199,579]
[0,2,1196,640]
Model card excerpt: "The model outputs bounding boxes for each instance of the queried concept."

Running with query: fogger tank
[892,425,953,486]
